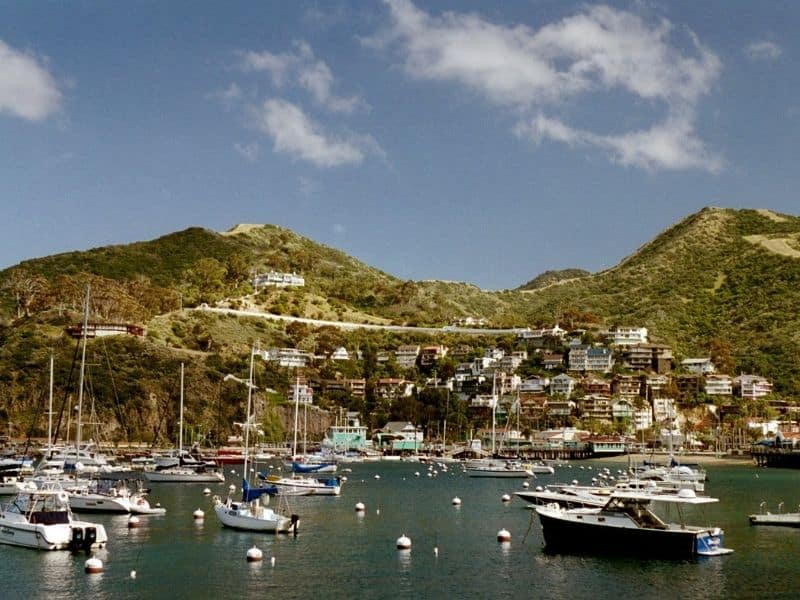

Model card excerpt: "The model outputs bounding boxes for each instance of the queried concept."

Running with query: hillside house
[622,344,673,373]
[569,345,613,372]
[375,378,415,401]
[542,353,564,370]
[583,376,611,396]
[705,374,733,397]
[544,398,576,418]
[612,375,643,400]
[681,358,716,375]
[607,326,648,346]
[252,271,305,288]
[395,345,420,369]
[550,373,576,397]
[652,397,678,424]
[260,348,312,368]
[642,374,670,400]
[735,375,773,399]
[580,394,613,421]
[330,347,350,361]
[289,381,314,405]
[519,377,549,394]
[420,345,448,367]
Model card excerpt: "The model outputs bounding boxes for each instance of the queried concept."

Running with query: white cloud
[207,83,243,110]
[239,41,364,113]
[516,112,723,173]
[745,40,782,62]
[0,38,62,121]
[376,0,722,173]
[252,98,368,167]
[233,141,260,162]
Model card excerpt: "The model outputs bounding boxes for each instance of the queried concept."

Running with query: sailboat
[286,384,337,474]
[145,364,224,483]
[214,345,299,533]
[259,378,342,496]
[466,374,533,478]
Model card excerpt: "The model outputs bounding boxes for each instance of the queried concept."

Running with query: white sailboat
[259,378,342,496]
[145,364,224,484]
[466,375,532,478]
[214,345,299,533]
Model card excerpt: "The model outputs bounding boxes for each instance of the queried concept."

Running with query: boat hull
[537,509,721,559]
[466,468,531,478]
[213,502,297,533]
[145,469,224,483]
[0,516,108,551]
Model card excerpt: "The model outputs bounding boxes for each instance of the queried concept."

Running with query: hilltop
[1,207,799,444]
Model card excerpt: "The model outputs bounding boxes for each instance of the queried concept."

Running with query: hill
[1,207,799,444]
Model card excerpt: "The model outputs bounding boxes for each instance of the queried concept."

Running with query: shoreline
[588,452,754,466]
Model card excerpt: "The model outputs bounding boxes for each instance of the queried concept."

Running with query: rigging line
[53,339,81,443]
[522,506,537,545]
[100,336,130,441]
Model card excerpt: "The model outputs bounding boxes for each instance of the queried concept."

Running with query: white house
[260,348,312,368]
[252,271,305,288]
[395,345,420,369]
[550,373,576,397]
[735,375,773,399]
[705,374,733,396]
[330,347,350,361]
[607,326,648,346]
[289,381,314,405]
[681,358,716,374]
[519,377,549,394]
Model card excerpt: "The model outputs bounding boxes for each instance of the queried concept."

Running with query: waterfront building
[375,422,424,452]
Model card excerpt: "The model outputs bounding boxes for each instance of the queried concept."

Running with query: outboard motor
[290,514,300,535]
[83,527,97,552]
[69,527,84,553]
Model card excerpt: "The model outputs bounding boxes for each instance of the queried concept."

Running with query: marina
[1,458,799,598]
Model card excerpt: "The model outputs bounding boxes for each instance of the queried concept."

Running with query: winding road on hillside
[194,306,526,336]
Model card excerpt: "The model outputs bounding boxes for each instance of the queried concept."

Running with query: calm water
[1,460,799,599]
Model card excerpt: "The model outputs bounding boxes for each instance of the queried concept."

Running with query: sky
[1,1,798,289]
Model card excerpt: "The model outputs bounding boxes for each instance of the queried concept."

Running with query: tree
[4,269,49,318]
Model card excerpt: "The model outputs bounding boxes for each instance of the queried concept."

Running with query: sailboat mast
[242,345,256,482]
[292,377,300,459]
[76,284,90,449]
[47,353,54,456]
[179,363,184,454]
[491,372,496,456]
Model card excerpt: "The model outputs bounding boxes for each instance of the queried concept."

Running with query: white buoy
[355,502,366,512]
[414,472,420,477]
[230,469,236,475]
[203,488,211,496]
[452,497,462,506]
[497,528,511,542]
[228,484,236,493]
[246,546,263,563]
[270,556,276,567]
[374,474,381,480]
[427,472,433,478]
[127,515,141,529]
[434,546,439,557]
[501,494,511,503]
[522,482,530,489]
[193,508,205,521]
[396,534,412,549]
[341,476,348,482]
[130,570,137,579]
[376,508,380,515]
[85,557,103,574]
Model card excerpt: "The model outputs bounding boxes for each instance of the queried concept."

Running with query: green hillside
[1,207,799,444]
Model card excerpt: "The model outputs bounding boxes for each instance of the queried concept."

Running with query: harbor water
[1,460,799,599]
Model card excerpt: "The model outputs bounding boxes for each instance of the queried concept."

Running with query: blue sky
[1,1,798,289]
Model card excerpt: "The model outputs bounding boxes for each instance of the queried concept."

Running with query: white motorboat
[536,489,733,558]
[67,478,166,515]
[749,502,800,527]
[0,474,37,496]
[145,465,224,483]
[214,344,299,533]
[0,488,108,551]
[466,459,532,478]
